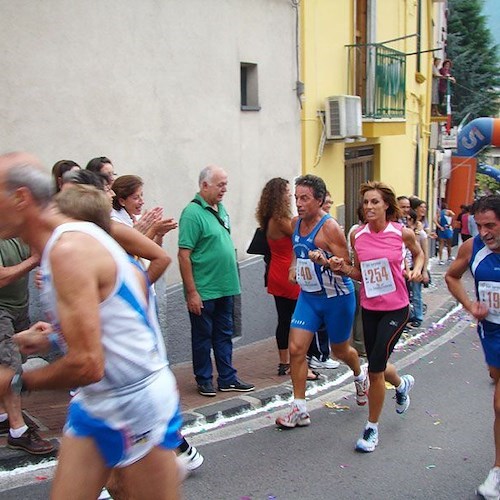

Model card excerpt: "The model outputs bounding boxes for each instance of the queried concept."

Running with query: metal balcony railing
[346,43,406,119]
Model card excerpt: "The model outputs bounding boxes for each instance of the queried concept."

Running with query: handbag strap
[191,199,230,233]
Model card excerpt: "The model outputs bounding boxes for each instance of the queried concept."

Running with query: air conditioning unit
[325,95,362,140]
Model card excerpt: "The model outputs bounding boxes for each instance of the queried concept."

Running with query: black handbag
[247,227,270,256]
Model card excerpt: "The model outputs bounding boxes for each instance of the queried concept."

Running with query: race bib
[360,258,396,298]
[478,281,500,325]
[296,258,322,292]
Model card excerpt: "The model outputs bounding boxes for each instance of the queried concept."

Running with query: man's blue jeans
[409,281,423,322]
[189,295,237,386]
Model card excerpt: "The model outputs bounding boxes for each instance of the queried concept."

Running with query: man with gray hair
[0,152,181,499]
[178,165,254,396]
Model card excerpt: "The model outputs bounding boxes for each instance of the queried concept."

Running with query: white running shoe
[309,356,340,369]
[98,487,113,500]
[275,404,311,428]
[177,445,204,472]
[477,467,500,500]
[355,426,379,453]
[395,374,415,414]
[355,369,369,406]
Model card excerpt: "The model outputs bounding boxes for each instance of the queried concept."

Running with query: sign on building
[440,126,458,149]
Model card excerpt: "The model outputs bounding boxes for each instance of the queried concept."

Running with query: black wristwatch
[10,374,27,395]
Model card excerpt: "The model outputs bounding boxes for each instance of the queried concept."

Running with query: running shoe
[355,426,379,453]
[477,467,500,500]
[98,487,113,500]
[309,356,340,369]
[275,405,311,429]
[177,445,204,472]
[355,370,369,406]
[395,374,415,414]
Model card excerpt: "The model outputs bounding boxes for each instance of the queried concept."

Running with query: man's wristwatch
[10,374,27,395]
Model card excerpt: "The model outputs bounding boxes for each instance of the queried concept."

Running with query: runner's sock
[293,399,307,413]
[10,424,28,438]
[178,436,189,453]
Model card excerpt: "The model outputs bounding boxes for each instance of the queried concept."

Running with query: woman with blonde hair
[328,181,423,452]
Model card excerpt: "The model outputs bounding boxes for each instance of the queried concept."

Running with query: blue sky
[483,0,500,53]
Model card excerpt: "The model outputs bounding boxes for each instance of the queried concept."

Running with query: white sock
[0,413,8,422]
[396,378,406,392]
[10,424,28,438]
[366,421,378,431]
[293,399,307,413]
[354,371,366,381]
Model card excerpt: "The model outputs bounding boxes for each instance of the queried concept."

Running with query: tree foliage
[476,172,500,195]
[447,0,500,125]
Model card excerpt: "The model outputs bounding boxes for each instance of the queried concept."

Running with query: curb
[180,295,460,433]
[0,440,58,472]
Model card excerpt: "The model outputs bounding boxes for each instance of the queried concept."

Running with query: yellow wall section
[301,0,435,210]
[300,0,352,209]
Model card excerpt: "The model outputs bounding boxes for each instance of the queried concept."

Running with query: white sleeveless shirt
[40,222,170,398]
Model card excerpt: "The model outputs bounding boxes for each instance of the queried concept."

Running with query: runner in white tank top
[40,222,181,466]
[0,153,181,500]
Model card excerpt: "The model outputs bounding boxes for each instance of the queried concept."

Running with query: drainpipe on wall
[415,124,420,194]
[416,0,422,73]
[414,0,422,195]
[366,0,377,117]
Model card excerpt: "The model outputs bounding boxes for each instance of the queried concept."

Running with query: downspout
[414,0,422,194]
[416,0,422,73]
[366,0,377,117]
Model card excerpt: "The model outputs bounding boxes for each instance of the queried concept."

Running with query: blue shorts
[437,228,453,240]
[478,323,500,369]
[291,290,355,344]
[64,368,182,468]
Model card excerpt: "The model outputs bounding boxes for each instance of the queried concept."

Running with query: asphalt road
[0,313,494,499]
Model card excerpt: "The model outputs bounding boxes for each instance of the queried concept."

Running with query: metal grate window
[344,147,374,231]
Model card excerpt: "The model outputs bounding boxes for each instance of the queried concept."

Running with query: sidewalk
[0,258,465,471]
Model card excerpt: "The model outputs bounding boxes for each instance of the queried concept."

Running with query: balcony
[346,43,406,121]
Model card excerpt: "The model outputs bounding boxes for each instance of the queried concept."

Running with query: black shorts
[361,306,410,372]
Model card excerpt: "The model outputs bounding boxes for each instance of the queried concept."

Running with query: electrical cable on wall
[313,112,327,168]
[290,0,303,108]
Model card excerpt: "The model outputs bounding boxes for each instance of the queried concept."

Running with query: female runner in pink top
[328,181,423,453]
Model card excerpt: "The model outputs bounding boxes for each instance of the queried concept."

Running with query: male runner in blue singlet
[275,174,367,429]
[446,195,500,500]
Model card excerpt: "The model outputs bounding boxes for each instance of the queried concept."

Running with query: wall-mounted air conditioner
[325,95,362,140]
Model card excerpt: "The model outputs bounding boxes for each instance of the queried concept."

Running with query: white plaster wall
[0,0,301,284]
